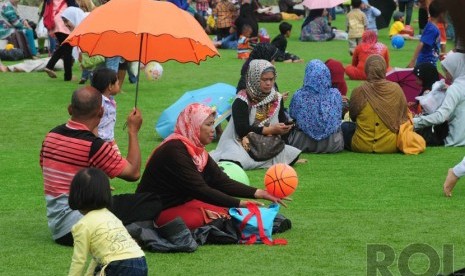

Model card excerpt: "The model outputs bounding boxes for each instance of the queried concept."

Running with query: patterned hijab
[360,30,387,55]
[289,60,342,140]
[238,59,281,127]
[158,103,216,172]
[237,43,279,92]
[350,55,408,132]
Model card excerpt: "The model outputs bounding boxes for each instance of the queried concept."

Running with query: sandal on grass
[44,68,57,78]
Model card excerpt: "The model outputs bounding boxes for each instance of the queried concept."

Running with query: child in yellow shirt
[68,168,147,276]
[389,11,414,39]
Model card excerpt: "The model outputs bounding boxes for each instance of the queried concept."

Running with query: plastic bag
[415,79,447,114]
[36,18,48,39]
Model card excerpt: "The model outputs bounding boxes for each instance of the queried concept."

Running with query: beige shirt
[346,8,367,39]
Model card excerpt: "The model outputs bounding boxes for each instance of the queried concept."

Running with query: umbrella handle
[134,33,144,108]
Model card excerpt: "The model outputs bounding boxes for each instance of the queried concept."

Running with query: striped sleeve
[89,139,127,179]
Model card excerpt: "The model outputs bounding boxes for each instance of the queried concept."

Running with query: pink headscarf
[159,103,216,172]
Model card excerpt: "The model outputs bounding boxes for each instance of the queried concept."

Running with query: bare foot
[444,168,459,197]
[296,159,308,164]
[293,59,304,63]
[0,64,7,72]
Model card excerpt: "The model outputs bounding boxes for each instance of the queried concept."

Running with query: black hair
[91,67,118,94]
[68,168,112,211]
[428,0,445,19]
[352,0,362,8]
[241,24,253,34]
[70,87,102,119]
[279,22,292,35]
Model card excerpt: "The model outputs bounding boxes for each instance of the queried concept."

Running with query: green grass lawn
[1,8,465,275]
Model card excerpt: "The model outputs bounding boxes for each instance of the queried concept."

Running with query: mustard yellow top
[351,103,398,153]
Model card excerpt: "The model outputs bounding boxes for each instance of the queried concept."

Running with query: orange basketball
[264,163,298,198]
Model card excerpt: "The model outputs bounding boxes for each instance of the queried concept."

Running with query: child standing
[361,0,380,34]
[91,68,120,152]
[346,0,367,55]
[68,168,148,275]
[237,24,253,60]
[407,1,445,67]
[271,22,303,63]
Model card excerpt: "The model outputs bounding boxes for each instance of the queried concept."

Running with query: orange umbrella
[64,0,219,106]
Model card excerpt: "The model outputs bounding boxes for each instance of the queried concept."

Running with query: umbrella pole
[134,34,144,108]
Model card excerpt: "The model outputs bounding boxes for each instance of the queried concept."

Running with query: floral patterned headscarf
[289,60,342,140]
[360,30,386,55]
[238,59,281,127]
[158,103,216,172]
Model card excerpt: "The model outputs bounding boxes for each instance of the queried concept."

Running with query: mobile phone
[284,120,294,126]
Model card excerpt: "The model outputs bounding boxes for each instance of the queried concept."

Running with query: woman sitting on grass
[211,59,302,169]
[236,43,278,93]
[342,54,408,153]
[300,9,335,42]
[287,59,344,153]
[136,103,284,230]
[413,51,465,147]
[345,30,390,80]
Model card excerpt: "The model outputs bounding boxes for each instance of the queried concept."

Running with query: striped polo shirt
[40,120,127,239]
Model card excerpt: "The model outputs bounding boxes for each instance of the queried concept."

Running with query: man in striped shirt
[40,86,144,246]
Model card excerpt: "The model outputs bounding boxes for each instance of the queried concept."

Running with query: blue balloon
[391,35,405,49]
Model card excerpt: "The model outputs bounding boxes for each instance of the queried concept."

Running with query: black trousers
[46,32,73,81]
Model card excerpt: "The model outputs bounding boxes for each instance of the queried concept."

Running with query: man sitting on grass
[40,87,160,246]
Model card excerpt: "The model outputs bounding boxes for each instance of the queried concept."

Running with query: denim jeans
[105,56,122,73]
[94,257,148,276]
[23,29,37,56]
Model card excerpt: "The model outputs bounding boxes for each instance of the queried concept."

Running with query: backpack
[43,0,66,30]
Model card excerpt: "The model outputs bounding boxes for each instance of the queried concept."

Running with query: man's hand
[126,108,142,134]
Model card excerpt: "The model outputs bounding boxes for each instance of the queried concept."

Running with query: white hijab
[441,51,465,81]
[61,7,88,61]
[61,7,87,29]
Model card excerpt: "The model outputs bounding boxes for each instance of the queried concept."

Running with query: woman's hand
[264,123,292,135]
[254,189,290,208]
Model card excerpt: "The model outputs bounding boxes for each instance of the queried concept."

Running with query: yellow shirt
[389,21,405,37]
[351,103,398,153]
[68,208,145,276]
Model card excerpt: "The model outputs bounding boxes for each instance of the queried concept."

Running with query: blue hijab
[289,60,342,141]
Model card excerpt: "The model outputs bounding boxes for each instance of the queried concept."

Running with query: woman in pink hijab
[345,30,391,80]
[136,103,285,230]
